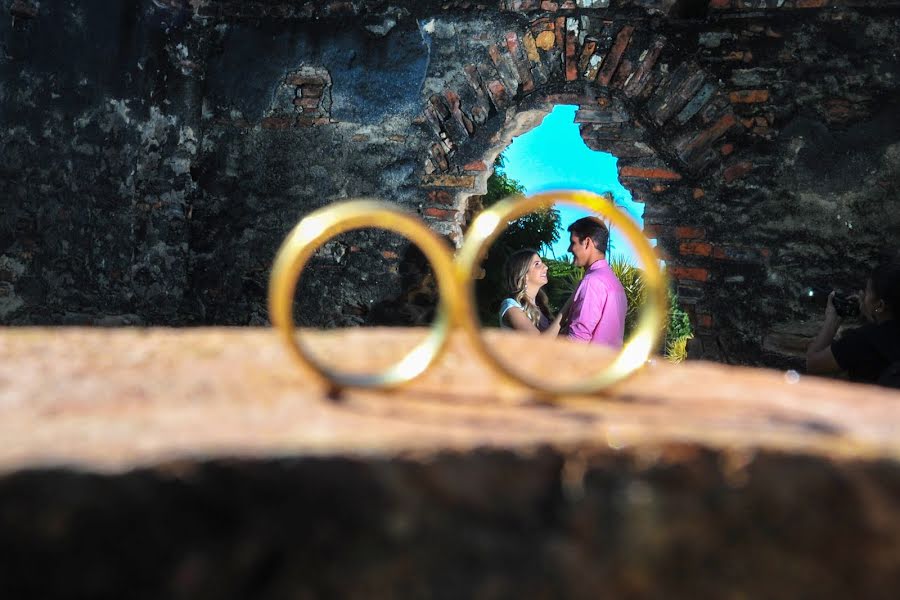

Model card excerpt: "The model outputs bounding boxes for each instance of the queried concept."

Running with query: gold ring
[268,199,461,389]
[456,189,667,395]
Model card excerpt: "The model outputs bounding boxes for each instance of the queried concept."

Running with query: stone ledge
[2,328,900,598]
[1,328,898,472]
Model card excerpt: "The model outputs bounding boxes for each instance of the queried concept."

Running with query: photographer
[806,258,900,387]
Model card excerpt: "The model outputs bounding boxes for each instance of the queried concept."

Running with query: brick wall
[2,0,899,366]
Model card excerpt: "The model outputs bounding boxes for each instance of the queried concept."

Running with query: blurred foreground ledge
[1,328,899,598]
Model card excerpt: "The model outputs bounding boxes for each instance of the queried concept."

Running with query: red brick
[424,207,459,219]
[486,80,509,108]
[296,117,330,127]
[675,113,739,164]
[578,40,597,75]
[294,97,321,109]
[709,0,731,8]
[429,143,450,172]
[693,188,705,200]
[619,166,683,181]
[381,250,399,260]
[565,30,579,82]
[555,17,565,50]
[680,242,713,257]
[729,89,770,104]
[670,267,709,282]
[444,89,475,136]
[597,25,634,87]
[260,116,293,130]
[623,35,666,98]
[541,1,559,10]
[697,313,714,329]
[422,175,475,188]
[720,143,735,156]
[643,224,666,239]
[427,191,454,206]
[723,161,753,183]
[301,85,324,98]
[651,184,668,193]
[463,160,488,171]
[612,59,635,89]
[676,226,706,240]
[505,32,535,93]
[286,74,325,86]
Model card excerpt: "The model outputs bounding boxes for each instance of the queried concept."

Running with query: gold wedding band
[456,190,667,395]
[269,190,667,395]
[268,199,461,389]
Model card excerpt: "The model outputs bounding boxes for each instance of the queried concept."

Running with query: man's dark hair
[871,257,900,315]
[567,217,609,254]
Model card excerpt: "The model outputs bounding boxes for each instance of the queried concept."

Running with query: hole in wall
[463,104,693,361]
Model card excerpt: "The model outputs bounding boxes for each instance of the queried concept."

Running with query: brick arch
[420,16,745,178]
[416,14,763,355]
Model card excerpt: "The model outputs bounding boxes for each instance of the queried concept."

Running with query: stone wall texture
[2,0,899,365]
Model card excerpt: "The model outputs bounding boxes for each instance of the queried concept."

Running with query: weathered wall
[1,0,899,365]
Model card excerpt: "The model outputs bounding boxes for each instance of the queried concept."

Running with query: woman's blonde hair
[503,249,553,328]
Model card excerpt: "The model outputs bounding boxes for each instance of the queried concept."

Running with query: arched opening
[499,104,642,263]
[463,102,693,361]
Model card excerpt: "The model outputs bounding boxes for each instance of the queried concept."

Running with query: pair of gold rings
[268,190,667,396]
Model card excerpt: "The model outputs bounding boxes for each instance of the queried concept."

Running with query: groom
[562,217,628,348]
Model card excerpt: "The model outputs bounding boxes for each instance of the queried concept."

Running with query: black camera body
[832,292,860,318]
[805,286,860,318]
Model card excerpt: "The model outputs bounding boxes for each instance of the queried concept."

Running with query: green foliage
[665,291,693,344]
[544,258,583,314]
[609,255,646,337]
[664,291,694,363]
[480,155,561,256]
[475,155,561,325]
[665,334,691,364]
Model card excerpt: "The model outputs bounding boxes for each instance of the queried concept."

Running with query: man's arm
[567,278,608,342]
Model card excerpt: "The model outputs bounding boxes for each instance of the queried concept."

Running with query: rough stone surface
[2,1,900,368]
[1,327,900,598]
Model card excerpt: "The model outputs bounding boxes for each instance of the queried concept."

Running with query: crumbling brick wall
[1,0,898,366]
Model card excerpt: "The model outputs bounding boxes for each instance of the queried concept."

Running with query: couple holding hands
[498,217,627,349]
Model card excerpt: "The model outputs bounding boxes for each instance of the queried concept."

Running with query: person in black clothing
[807,258,900,386]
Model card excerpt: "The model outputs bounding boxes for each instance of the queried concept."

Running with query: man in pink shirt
[563,217,628,348]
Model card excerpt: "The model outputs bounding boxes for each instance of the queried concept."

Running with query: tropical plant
[666,333,691,364]
[609,254,646,337]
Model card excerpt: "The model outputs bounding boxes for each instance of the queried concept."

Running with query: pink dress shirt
[566,259,628,348]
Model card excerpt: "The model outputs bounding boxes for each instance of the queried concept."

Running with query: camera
[804,286,860,318]
[832,292,860,318]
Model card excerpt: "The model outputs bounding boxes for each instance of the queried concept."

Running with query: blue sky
[500,104,644,263]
